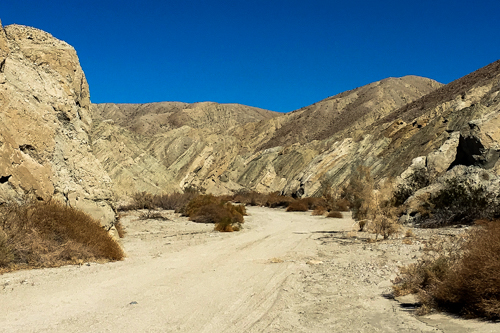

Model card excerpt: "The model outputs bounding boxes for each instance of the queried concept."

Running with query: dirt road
[1,207,499,332]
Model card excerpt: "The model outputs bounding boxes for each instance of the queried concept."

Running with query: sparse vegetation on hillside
[0,198,124,272]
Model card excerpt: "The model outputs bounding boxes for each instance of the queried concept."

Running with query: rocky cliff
[0,22,115,226]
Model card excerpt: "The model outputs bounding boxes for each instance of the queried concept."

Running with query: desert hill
[89,76,441,197]
[1,19,500,223]
[258,75,442,150]
[93,101,280,136]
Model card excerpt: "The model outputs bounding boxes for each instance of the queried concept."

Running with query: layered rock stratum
[2,20,500,221]
[90,76,443,197]
[0,21,115,226]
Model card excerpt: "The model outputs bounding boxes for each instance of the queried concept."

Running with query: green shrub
[420,177,500,227]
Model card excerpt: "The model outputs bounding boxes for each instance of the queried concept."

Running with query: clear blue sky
[2,1,499,112]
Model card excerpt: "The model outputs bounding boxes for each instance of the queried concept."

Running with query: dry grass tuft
[0,199,124,272]
[286,200,309,212]
[312,206,326,216]
[114,220,127,238]
[405,229,415,238]
[327,211,343,218]
[139,210,166,220]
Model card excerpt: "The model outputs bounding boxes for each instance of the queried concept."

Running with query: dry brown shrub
[233,191,267,206]
[114,220,127,238]
[333,199,350,212]
[183,195,244,232]
[327,211,343,218]
[405,229,415,238]
[139,210,166,220]
[214,217,239,232]
[302,197,326,210]
[153,192,197,211]
[286,200,309,212]
[180,194,219,217]
[265,192,295,208]
[312,206,326,216]
[341,166,374,220]
[429,220,500,319]
[0,199,124,271]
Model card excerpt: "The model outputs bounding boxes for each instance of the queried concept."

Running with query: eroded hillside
[89,75,444,197]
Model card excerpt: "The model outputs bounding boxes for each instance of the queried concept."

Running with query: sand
[1,206,499,332]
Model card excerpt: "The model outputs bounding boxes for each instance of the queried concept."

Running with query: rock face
[90,59,500,201]
[90,75,443,198]
[0,22,115,226]
[3,21,500,220]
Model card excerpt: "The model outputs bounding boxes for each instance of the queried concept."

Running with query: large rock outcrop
[0,22,115,226]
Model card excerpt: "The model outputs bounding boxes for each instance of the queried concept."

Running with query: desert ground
[1,207,499,332]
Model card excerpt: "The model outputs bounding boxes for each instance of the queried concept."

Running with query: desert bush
[321,185,350,212]
[180,195,245,232]
[393,221,500,319]
[114,220,127,238]
[341,166,374,220]
[233,191,267,206]
[419,177,500,227]
[119,190,199,212]
[264,192,295,208]
[180,194,220,217]
[312,206,326,216]
[342,168,399,239]
[372,214,399,240]
[327,211,343,218]
[332,198,350,212]
[430,220,500,319]
[139,210,166,220]
[152,192,198,211]
[0,199,124,271]
[132,191,155,210]
[286,200,309,212]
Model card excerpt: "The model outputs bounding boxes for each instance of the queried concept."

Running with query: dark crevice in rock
[448,135,500,170]
[0,175,11,183]
[0,59,5,73]
[57,110,71,124]
[19,144,42,163]
[19,144,36,154]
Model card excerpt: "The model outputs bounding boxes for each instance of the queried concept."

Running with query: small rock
[306,260,323,265]
[129,301,138,305]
